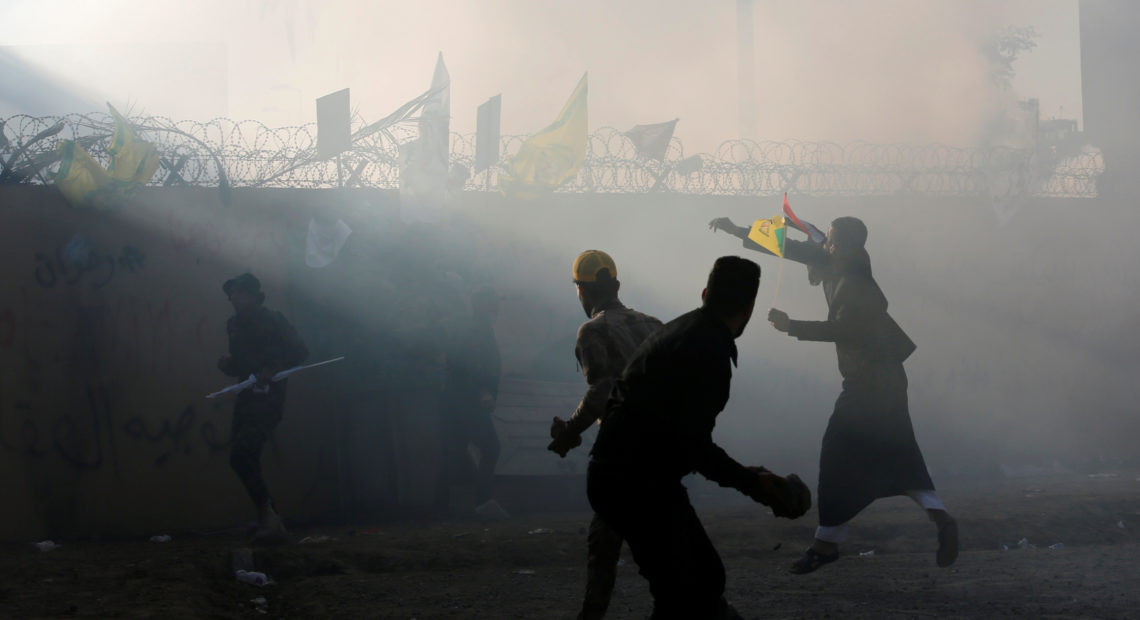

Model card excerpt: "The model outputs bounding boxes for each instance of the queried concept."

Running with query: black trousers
[578,513,623,620]
[587,464,728,620]
[230,385,286,508]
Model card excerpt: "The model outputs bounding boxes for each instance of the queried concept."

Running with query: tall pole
[737,0,757,140]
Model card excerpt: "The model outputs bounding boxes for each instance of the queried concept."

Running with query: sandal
[937,518,959,567]
[789,548,839,574]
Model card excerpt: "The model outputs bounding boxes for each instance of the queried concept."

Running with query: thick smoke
[3,0,1118,503]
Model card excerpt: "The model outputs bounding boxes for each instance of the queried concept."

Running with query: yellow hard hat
[572,250,618,283]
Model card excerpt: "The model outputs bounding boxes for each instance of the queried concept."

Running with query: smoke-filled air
[2,1,1138,618]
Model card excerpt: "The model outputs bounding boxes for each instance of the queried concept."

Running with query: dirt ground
[3,471,1140,620]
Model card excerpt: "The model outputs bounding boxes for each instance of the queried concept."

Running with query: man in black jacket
[218,273,309,543]
[710,215,957,574]
[587,256,811,620]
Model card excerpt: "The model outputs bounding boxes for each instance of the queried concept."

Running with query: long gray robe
[747,236,935,525]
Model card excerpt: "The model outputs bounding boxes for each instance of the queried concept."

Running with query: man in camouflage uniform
[217,273,308,543]
[549,250,663,620]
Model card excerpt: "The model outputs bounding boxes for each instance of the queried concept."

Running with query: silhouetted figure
[710,215,957,574]
[549,250,663,620]
[217,273,308,543]
[587,257,811,620]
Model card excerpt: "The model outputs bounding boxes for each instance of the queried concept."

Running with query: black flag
[476,94,502,172]
[624,118,678,161]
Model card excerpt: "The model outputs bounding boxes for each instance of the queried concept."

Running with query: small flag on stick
[747,214,786,257]
[781,193,826,244]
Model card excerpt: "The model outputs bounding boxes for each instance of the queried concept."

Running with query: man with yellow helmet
[550,250,662,620]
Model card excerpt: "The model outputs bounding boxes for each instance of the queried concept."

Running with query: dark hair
[576,269,619,299]
[223,273,266,304]
[703,256,760,316]
[830,216,868,249]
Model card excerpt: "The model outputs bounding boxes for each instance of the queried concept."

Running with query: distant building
[1079,0,1140,199]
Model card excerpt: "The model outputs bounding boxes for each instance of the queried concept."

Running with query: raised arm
[710,217,829,267]
[708,217,750,240]
[782,238,829,267]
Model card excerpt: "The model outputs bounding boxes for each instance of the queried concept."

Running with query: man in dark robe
[710,215,957,574]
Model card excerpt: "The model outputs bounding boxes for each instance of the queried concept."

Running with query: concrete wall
[0,185,606,541]
[1,186,346,541]
[3,185,1138,541]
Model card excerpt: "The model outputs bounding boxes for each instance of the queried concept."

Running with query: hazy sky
[1,0,1082,152]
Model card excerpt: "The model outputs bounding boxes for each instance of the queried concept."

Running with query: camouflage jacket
[566,299,663,436]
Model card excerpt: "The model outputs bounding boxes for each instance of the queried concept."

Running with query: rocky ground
[3,471,1139,619]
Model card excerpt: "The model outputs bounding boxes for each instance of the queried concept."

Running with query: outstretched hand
[708,217,746,238]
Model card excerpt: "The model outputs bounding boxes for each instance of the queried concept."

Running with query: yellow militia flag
[747,215,787,257]
[54,140,113,209]
[53,104,160,209]
[499,73,587,199]
[106,104,159,188]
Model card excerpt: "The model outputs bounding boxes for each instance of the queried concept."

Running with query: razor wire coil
[0,113,1102,197]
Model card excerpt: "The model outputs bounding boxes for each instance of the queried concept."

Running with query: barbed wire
[0,112,1102,197]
